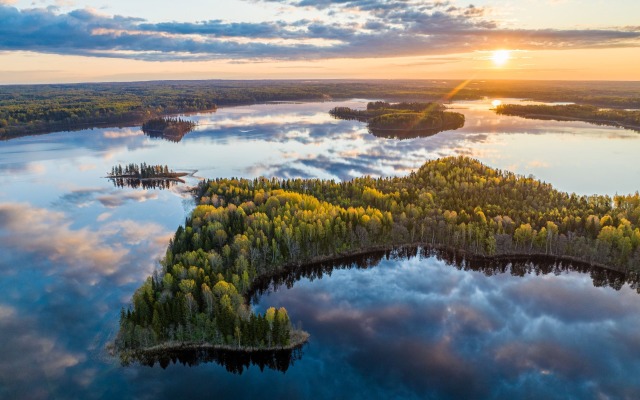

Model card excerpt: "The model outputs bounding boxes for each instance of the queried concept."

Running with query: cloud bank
[0,1,639,61]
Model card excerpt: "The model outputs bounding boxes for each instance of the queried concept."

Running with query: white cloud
[0,2,638,61]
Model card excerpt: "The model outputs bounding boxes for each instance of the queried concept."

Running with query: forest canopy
[118,156,640,358]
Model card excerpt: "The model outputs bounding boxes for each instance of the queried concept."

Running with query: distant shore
[518,113,640,131]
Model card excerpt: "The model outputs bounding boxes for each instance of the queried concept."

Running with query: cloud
[256,254,640,398]
[96,190,158,208]
[0,305,85,399]
[0,202,171,284]
[56,187,109,208]
[0,162,46,175]
[103,128,141,139]
[0,202,128,277]
[0,2,638,61]
[494,341,594,378]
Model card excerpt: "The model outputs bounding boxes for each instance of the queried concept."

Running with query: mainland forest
[495,104,640,131]
[2,80,640,139]
[117,156,640,357]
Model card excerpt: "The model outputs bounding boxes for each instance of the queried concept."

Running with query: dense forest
[118,156,640,356]
[141,117,197,142]
[495,104,640,130]
[330,101,465,136]
[2,80,639,139]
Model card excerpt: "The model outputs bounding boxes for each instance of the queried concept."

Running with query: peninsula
[495,104,640,131]
[117,156,640,358]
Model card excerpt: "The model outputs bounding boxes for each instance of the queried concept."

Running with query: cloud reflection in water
[256,255,640,399]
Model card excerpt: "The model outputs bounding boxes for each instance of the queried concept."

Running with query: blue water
[0,99,639,399]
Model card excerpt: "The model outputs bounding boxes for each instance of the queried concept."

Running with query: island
[116,156,640,361]
[330,101,465,138]
[494,103,640,131]
[108,163,188,189]
[142,117,197,142]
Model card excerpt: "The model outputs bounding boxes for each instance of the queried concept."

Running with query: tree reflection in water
[127,345,305,374]
[109,177,180,190]
[249,246,638,303]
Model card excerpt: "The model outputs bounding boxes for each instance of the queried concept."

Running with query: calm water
[0,99,639,399]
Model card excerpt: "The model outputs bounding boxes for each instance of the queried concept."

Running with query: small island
[142,117,197,142]
[107,163,188,189]
[108,163,188,180]
[494,103,640,131]
[116,156,640,361]
[330,101,465,138]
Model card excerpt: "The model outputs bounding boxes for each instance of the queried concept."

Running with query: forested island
[495,104,640,131]
[3,80,640,139]
[108,163,187,180]
[108,163,188,189]
[330,101,465,137]
[117,156,640,360]
[142,117,197,142]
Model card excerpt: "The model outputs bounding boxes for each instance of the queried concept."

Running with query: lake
[0,99,639,399]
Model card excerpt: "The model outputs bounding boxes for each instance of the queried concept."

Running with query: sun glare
[491,50,510,66]
[491,99,502,108]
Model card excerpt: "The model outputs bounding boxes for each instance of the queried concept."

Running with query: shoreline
[115,235,629,359]
[245,242,629,304]
[499,112,640,132]
[117,330,310,359]
[252,242,624,285]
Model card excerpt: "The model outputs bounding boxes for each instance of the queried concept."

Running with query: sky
[0,0,639,83]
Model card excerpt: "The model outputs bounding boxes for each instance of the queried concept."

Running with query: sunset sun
[492,50,511,66]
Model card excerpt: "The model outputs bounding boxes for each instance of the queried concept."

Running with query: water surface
[0,99,639,399]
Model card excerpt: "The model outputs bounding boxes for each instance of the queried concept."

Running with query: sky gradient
[0,0,639,83]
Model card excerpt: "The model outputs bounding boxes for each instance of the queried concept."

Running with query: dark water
[0,99,639,399]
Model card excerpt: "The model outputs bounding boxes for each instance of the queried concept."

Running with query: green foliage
[330,101,465,136]
[118,156,640,352]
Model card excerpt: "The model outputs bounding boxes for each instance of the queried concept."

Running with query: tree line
[5,80,639,139]
[495,104,640,130]
[109,163,173,178]
[118,156,640,354]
